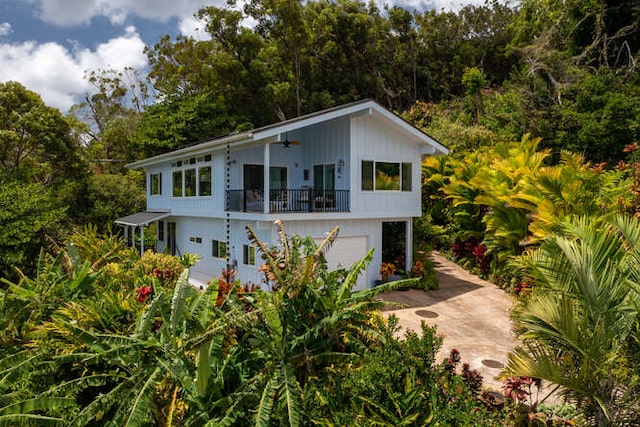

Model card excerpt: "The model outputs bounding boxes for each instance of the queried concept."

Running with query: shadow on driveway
[378,252,516,392]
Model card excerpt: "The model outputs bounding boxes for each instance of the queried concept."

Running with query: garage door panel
[318,236,368,289]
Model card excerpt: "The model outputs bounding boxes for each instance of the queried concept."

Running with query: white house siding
[168,216,400,290]
[146,153,226,216]
[297,117,350,191]
[349,112,422,217]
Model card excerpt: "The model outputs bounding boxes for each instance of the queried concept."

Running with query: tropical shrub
[420,134,638,289]
[503,215,640,425]
[308,316,502,425]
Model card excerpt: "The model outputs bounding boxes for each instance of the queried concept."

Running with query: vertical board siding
[350,113,422,216]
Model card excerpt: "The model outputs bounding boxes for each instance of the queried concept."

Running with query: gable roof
[128,99,448,169]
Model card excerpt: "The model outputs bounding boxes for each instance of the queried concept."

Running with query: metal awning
[114,211,171,227]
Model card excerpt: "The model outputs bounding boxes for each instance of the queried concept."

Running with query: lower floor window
[212,240,227,259]
[243,244,256,265]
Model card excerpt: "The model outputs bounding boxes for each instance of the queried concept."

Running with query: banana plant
[245,221,409,427]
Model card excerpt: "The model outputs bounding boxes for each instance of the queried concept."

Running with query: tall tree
[72,68,149,172]
[0,81,85,184]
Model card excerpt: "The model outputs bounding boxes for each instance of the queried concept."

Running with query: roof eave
[126,132,252,169]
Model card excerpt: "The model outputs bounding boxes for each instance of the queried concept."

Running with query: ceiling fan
[276,133,301,148]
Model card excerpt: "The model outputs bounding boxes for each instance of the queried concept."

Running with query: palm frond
[0,397,75,416]
[336,247,373,302]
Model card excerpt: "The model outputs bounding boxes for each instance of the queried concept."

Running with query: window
[184,169,196,197]
[171,162,212,197]
[402,162,412,191]
[361,161,412,192]
[189,236,202,244]
[361,161,373,191]
[199,166,211,196]
[314,164,335,191]
[172,171,182,197]
[150,173,162,195]
[243,244,256,265]
[212,240,227,259]
[270,166,287,191]
[158,221,164,242]
[375,162,400,190]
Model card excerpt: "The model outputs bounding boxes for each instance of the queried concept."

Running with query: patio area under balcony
[227,188,349,213]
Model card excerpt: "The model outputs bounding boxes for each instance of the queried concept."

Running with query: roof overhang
[114,211,171,227]
[127,99,448,170]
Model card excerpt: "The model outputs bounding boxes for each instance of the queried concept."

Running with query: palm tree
[503,215,640,425]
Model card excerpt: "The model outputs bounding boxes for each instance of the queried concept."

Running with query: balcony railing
[227,189,349,213]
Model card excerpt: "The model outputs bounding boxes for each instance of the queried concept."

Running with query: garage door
[319,235,368,290]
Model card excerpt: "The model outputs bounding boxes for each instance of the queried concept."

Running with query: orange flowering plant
[379,262,396,282]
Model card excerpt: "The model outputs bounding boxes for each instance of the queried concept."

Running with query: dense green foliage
[1,0,640,422]
[1,0,639,278]
[0,225,502,425]
[504,215,640,425]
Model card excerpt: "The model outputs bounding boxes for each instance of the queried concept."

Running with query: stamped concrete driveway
[380,252,516,392]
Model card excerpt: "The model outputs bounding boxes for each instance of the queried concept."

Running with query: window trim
[171,156,213,198]
[212,239,227,259]
[150,172,162,196]
[243,244,256,265]
[361,160,412,192]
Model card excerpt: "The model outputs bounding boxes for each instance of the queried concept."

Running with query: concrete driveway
[380,252,516,392]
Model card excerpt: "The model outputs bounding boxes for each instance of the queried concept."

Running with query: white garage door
[320,235,368,290]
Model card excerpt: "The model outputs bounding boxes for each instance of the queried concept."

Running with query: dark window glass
[184,169,196,197]
[157,221,164,241]
[361,161,373,191]
[212,240,228,258]
[375,162,400,190]
[151,173,162,195]
[199,166,212,196]
[243,244,255,265]
[402,163,412,192]
[173,171,182,197]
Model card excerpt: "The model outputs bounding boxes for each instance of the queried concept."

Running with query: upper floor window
[199,166,212,196]
[150,172,162,195]
[171,156,213,197]
[172,171,182,197]
[361,161,412,192]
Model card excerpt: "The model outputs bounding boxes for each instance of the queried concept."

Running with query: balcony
[228,189,349,213]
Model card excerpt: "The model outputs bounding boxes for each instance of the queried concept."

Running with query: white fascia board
[127,132,252,169]
[251,100,379,141]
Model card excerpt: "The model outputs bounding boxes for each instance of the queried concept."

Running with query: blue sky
[0,0,481,112]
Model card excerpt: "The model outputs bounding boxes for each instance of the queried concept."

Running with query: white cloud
[31,0,228,27]
[0,22,12,36]
[178,15,208,40]
[0,27,147,112]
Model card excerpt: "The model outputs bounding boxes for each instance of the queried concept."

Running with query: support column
[406,219,413,270]
[140,225,145,255]
[263,142,270,214]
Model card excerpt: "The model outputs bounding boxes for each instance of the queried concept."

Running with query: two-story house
[116,99,448,289]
